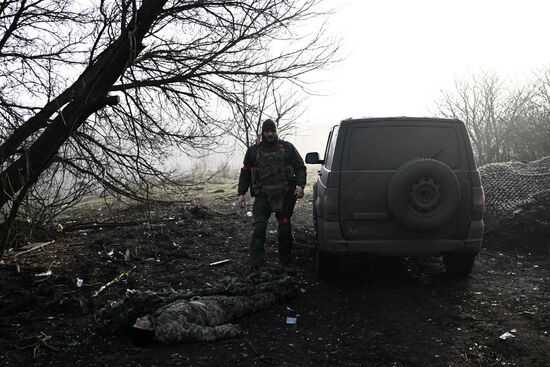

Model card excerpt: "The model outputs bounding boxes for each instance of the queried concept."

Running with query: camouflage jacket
[238,138,306,197]
[152,293,277,343]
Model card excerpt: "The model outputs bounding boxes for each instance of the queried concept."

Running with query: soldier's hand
[237,194,246,208]
[294,186,304,199]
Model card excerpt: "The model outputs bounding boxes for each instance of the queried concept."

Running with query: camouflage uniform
[238,137,306,267]
[102,276,296,343]
[152,293,277,342]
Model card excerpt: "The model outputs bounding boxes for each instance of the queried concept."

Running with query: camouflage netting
[480,157,550,253]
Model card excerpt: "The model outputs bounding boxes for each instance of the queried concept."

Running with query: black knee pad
[253,221,268,239]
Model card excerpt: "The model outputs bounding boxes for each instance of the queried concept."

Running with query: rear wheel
[443,252,477,276]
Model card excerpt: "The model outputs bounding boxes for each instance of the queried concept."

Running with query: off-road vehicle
[305,117,484,276]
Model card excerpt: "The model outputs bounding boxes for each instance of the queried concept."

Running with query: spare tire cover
[387,158,461,230]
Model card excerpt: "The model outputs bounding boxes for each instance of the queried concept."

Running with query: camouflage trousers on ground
[249,194,296,267]
[152,293,277,343]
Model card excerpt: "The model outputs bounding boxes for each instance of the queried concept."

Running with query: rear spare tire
[388,158,460,230]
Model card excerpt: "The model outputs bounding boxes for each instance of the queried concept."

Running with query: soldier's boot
[277,221,296,275]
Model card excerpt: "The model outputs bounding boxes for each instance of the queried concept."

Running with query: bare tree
[436,70,550,165]
[0,0,338,251]
[436,72,516,165]
[228,76,306,148]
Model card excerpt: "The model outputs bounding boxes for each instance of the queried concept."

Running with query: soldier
[125,276,296,344]
[237,119,306,273]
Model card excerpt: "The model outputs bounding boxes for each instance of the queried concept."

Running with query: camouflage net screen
[481,157,550,220]
[480,157,550,253]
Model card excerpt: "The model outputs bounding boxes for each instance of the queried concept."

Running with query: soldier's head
[261,119,277,143]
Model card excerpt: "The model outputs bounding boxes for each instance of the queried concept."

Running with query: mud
[1,183,549,366]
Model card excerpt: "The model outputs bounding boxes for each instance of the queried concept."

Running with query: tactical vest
[252,141,295,212]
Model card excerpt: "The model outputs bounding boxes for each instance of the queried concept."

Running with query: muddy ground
[1,178,549,367]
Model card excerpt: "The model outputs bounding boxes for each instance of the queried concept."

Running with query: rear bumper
[317,219,484,256]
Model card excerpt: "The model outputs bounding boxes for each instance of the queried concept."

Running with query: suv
[305,117,484,277]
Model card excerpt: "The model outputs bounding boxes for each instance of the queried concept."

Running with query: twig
[63,221,142,232]
[11,240,55,257]
[92,265,137,297]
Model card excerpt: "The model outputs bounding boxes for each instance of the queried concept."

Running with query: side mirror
[305,152,324,164]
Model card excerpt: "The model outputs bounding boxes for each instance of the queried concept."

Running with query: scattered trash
[285,306,297,325]
[499,331,516,340]
[107,249,114,257]
[286,316,297,325]
[209,259,231,266]
[35,270,52,277]
[55,223,64,233]
[67,340,81,347]
[246,211,252,217]
[76,278,84,287]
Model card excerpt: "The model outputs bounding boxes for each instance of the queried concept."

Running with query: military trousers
[249,193,296,267]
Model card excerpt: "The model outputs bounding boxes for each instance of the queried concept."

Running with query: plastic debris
[246,211,253,217]
[67,340,81,347]
[55,223,64,233]
[499,331,516,340]
[209,259,231,266]
[35,270,52,277]
[76,278,84,287]
[286,316,297,325]
[107,249,114,257]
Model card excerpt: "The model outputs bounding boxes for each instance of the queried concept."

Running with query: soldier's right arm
[237,147,254,196]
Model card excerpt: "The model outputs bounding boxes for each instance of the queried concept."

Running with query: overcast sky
[290,0,550,155]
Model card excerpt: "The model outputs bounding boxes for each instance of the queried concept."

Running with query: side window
[324,125,339,169]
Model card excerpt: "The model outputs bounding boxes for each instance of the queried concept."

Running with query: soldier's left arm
[288,143,306,188]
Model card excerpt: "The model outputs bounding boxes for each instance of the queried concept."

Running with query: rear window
[347,125,462,170]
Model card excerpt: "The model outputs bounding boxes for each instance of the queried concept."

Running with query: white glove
[237,194,246,208]
[294,186,304,199]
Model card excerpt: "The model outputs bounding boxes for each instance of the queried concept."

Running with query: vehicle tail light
[323,187,339,221]
[472,186,484,213]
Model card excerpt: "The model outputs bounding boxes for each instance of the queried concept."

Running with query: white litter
[499,332,516,340]
[286,316,297,325]
[76,278,84,287]
[35,270,52,277]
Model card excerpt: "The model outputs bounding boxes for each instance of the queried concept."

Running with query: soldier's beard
[263,134,277,144]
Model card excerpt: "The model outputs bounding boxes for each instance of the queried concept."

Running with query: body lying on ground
[101,275,295,343]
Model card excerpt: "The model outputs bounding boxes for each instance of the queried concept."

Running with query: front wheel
[443,252,477,276]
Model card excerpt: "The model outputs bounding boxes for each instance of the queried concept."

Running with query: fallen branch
[63,221,142,232]
[12,240,55,257]
[209,259,231,266]
[92,265,137,297]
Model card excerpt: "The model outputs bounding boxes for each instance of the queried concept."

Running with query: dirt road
[1,184,549,366]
